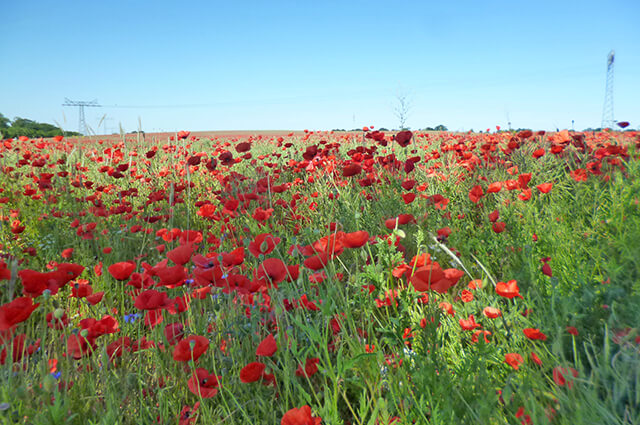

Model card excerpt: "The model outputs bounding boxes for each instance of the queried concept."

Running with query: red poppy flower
[256,333,278,357]
[172,335,209,362]
[523,328,547,341]
[19,263,84,297]
[135,289,171,310]
[496,280,523,299]
[384,213,416,230]
[504,353,524,370]
[235,142,252,153]
[553,366,579,388]
[281,405,322,425]
[518,189,532,201]
[252,207,274,223]
[487,182,502,193]
[205,158,217,171]
[566,326,579,336]
[482,306,502,319]
[155,265,187,287]
[436,226,451,238]
[167,243,196,266]
[67,334,93,359]
[255,258,288,287]
[459,315,481,330]
[248,233,281,257]
[517,130,533,139]
[177,131,191,140]
[295,358,320,378]
[219,151,234,165]
[187,368,220,398]
[343,230,369,248]
[0,297,39,331]
[187,155,201,166]
[492,222,506,233]
[570,169,588,182]
[488,210,499,222]
[103,335,129,359]
[410,264,444,291]
[164,322,184,345]
[178,402,200,425]
[532,148,545,159]
[460,289,473,302]
[108,261,136,281]
[530,352,543,366]
[342,163,362,177]
[518,173,532,188]
[536,182,553,193]
[304,253,329,271]
[240,361,266,383]
[468,185,484,203]
[395,130,413,147]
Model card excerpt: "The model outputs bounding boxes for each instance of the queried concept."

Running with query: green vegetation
[0,113,80,138]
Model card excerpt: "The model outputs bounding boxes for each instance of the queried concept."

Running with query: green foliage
[0,113,80,138]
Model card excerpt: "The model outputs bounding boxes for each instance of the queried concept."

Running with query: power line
[62,98,101,135]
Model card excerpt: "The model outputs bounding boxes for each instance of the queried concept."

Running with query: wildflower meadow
[1,127,639,424]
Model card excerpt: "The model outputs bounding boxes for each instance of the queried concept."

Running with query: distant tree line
[331,125,448,132]
[0,113,80,138]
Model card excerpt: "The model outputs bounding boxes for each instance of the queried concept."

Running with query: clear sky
[1,0,639,133]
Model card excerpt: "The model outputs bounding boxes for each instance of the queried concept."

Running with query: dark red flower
[281,405,322,425]
[167,243,196,266]
[172,335,209,362]
[178,402,200,425]
[523,328,547,341]
[553,366,579,388]
[164,322,184,345]
[0,297,39,331]
[108,261,136,281]
[255,258,288,287]
[135,289,171,310]
[505,353,524,370]
[187,368,220,398]
[343,231,369,248]
[256,333,278,357]
[342,163,362,177]
[295,357,320,378]
[248,233,281,258]
[395,130,413,147]
[468,185,484,203]
[187,155,201,166]
[235,142,252,153]
[496,280,523,299]
[240,361,266,383]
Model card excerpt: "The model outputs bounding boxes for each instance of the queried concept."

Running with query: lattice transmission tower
[601,50,615,129]
[62,98,101,135]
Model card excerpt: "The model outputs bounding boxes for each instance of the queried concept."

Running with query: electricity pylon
[62,98,101,135]
[601,50,615,129]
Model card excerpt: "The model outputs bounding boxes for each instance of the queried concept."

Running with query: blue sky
[1,0,639,133]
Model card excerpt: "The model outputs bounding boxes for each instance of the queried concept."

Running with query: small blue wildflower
[124,313,141,323]
[51,372,62,380]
